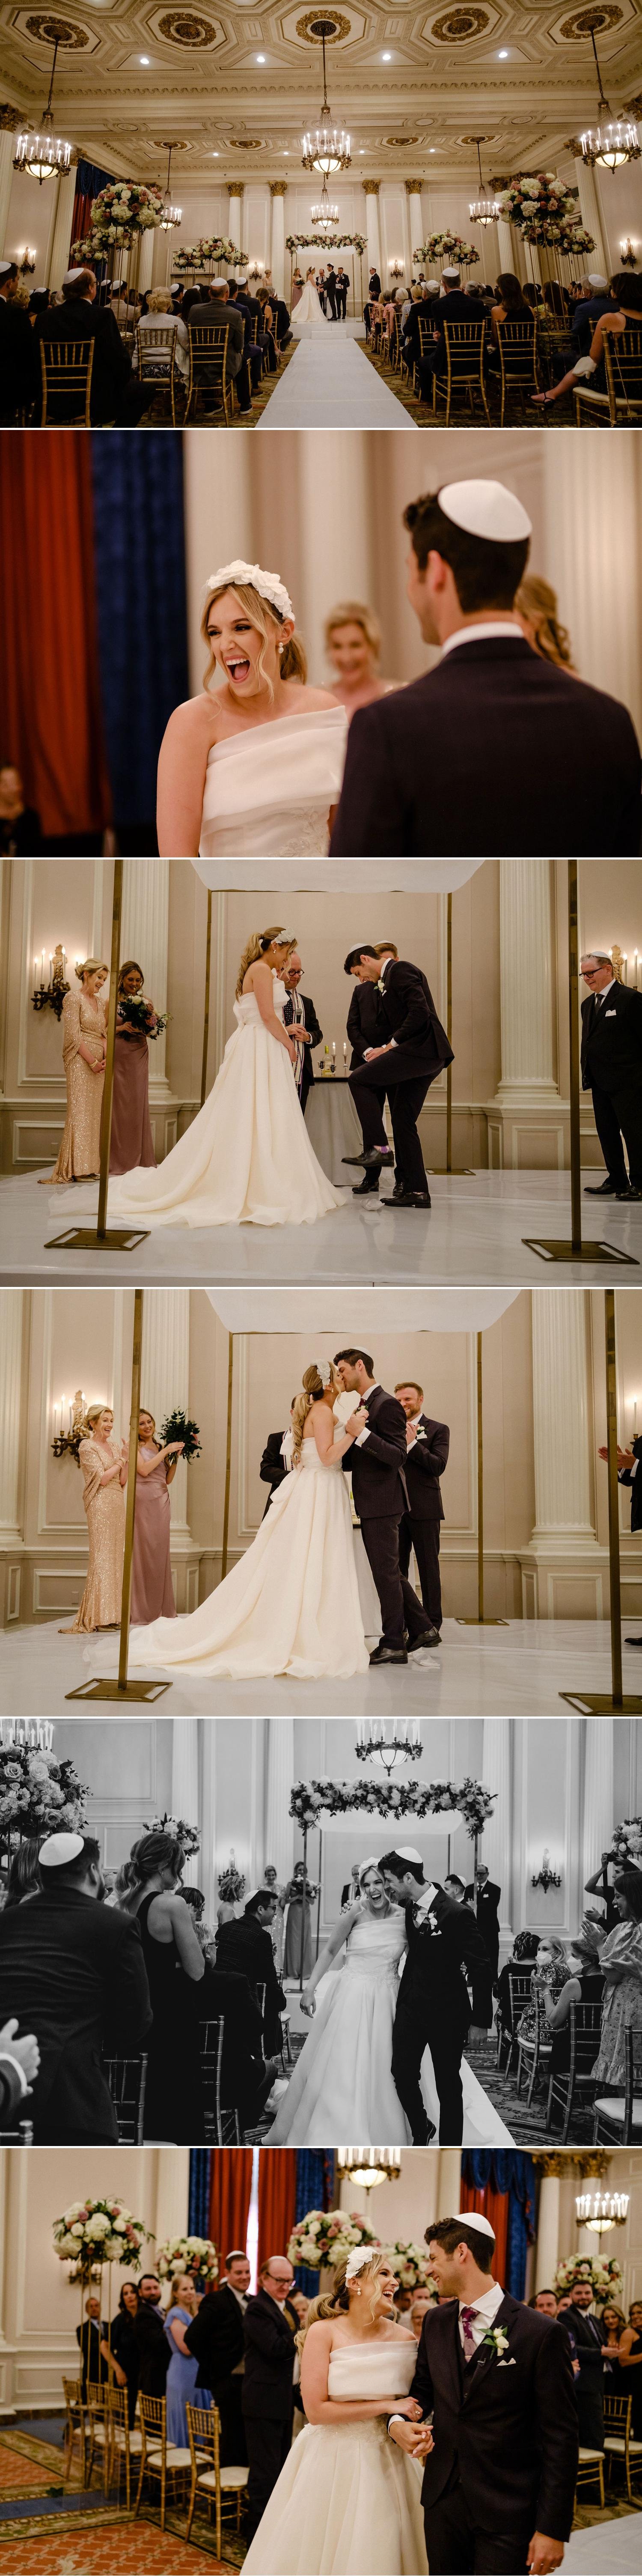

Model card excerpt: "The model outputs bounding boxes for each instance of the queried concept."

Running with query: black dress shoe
[352,1175,380,1196]
[342,1147,394,1169]
[616,1186,638,1200]
[584,1178,622,1196]
[625,1635,642,1646]
[625,1187,642,1201]
[369,1642,408,1665]
[407,1627,440,1651]
[391,1190,431,1209]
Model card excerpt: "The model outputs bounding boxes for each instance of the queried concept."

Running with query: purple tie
[460,2305,478,2361]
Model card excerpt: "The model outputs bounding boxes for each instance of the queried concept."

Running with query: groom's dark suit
[342,1383,432,1650]
[406,2295,578,2572]
[348,957,452,1197]
[392,1882,489,2143]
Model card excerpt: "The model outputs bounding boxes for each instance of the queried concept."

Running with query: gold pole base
[427,1167,476,1177]
[523,1237,638,1268]
[559,1689,642,1715]
[45,1227,150,1253]
[65,1677,171,1702]
[456,1616,509,1626]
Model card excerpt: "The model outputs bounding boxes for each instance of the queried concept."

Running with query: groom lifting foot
[334,1350,440,1660]
[379,1849,490,2143]
[342,944,453,1206]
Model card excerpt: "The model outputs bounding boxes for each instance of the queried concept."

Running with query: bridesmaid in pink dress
[130,1409,184,1624]
[109,961,158,1177]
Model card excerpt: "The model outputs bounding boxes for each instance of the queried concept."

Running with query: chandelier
[0,1719,54,1752]
[159,144,182,231]
[312,175,339,231]
[580,23,640,168]
[302,19,350,176]
[576,2191,629,2235]
[469,136,500,227]
[337,2148,401,2189]
[356,1718,422,1774]
[14,37,72,183]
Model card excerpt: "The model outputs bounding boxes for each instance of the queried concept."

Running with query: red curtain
[208,2149,253,2263]
[0,433,112,841]
[71,189,95,249]
[460,2182,509,2291]
[257,2150,297,2280]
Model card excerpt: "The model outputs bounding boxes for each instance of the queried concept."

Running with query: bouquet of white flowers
[156,2234,218,2289]
[287,2209,378,2270]
[54,2198,148,2271]
[553,2252,624,2305]
[383,2241,438,2292]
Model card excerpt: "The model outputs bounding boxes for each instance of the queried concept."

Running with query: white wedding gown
[268,1907,515,2146]
[199,706,347,856]
[292,277,330,335]
[87,1432,370,1681]
[51,981,346,1231]
[244,2340,428,2576]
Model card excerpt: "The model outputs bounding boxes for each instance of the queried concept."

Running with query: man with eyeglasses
[580,951,642,1203]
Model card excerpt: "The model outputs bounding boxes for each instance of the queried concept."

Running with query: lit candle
[623,953,628,985]
[332,1042,336,1073]
[41,949,45,981]
[634,1398,638,1438]
[68,1400,73,1432]
[34,957,39,982]
[62,948,66,969]
[48,955,52,989]
[634,950,639,991]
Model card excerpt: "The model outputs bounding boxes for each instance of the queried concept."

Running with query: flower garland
[287,2209,377,2270]
[173,237,241,270]
[418,233,479,267]
[612,1816,642,1866]
[0,1745,88,1839]
[143,1811,201,1856]
[286,233,366,256]
[383,2241,437,2292]
[554,2253,624,2305]
[54,2199,148,2270]
[156,2234,218,2289]
[289,1777,495,1842]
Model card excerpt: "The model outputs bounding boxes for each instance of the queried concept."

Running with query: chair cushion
[579,2448,605,2462]
[197,2466,249,2492]
[146,2444,191,2466]
[604,2436,642,2455]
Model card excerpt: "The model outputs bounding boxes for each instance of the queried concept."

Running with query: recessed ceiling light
[430,146,436,153]
[140,55,149,63]
[212,150,219,156]
[383,51,391,60]
[256,53,265,61]
[498,47,508,56]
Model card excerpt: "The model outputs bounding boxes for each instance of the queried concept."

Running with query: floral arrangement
[70,235,96,263]
[156,2235,218,2289]
[0,1744,88,1839]
[383,2241,437,2292]
[612,1816,642,1866]
[419,232,479,266]
[54,2199,148,2270]
[160,1410,202,1465]
[117,994,169,1039]
[173,237,241,270]
[554,2253,624,2305]
[217,1854,245,1903]
[288,2209,378,2270]
[289,1777,495,1842]
[499,175,576,230]
[143,1811,201,1856]
[87,182,164,245]
[561,221,595,257]
[286,233,366,255]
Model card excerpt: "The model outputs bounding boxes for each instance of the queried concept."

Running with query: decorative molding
[0,106,23,131]
[270,179,288,194]
[404,178,423,192]
[362,177,380,193]
[227,178,244,195]
[532,2151,610,2175]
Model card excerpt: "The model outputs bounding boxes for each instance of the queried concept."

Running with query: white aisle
[565,2519,641,2570]
[259,334,415,428]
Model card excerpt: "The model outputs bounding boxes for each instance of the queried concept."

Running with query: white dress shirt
[458,2277,504,2351]
[354,1381,381,1447]
[411,1882,438,1919]
[439,621,524,660]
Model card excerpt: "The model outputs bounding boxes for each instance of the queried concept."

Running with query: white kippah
[395,1845,423,1865]
[465,2212,496,2241]
[63,267,86,286]
[438,479,532,543]
[442,266,460,280]
[39,1831,85,1868]
[0,260,13,278]
[587,272,607,291]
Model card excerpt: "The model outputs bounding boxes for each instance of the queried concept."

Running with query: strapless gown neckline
[199,704,348,858]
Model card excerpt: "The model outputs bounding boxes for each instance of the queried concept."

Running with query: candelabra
[302,21,350,175]
[159,145,182,231]
[532,1850,562,1895]
[19,248,36,275]
[14,36,71,181]
[469,137,500,228]
[1,1719,54,1751]
[51,1391,86,1463]
[620,238,637,267]
[576,2191,629,2234]
[248,261,263,282]
[32,945,70,1018]
[389,260,404,279]
[579,24,640,168]
[356,1719,423,1773]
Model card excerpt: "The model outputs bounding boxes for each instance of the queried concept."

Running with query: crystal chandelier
[469,137,500,227]
[580,24,640,168]
[302,20,350,177]
[159,144,182,231]
[356,1718,422,1774]
[14,37,72,183]
[312,175,339,232]
[1,1719,54,1751]
[576,2191,629,2234]
[337,2148,401,2189]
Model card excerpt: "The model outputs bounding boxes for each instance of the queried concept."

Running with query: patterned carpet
[0,2527,239,2571]
[362,339,577,426]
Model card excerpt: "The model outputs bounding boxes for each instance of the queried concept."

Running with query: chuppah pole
[200,890,213,1107]
[299,1823,308,1991]
[46,859,149,1256]
[457,1333,507,1627]
[66,1288,170,1702]
[560,1289,642,1714]
[428,890,473,1176]
[523,860,637,1269]
[220,1334,234,1582]
[315,1830,323,1959]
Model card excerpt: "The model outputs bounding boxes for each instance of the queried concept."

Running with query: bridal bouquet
[383,2241,437,2292]
[160,1409,202,1466]
[117,994,168,1039]
[54,2199,148,2270]
[288,2210,378,2270]
[156,2235,218,2289]
[143,1810,201,1856]
[0,1744,88,1838]
[554,2253,624,2305]
[499,175,576,230]
[612,1815,642,1866]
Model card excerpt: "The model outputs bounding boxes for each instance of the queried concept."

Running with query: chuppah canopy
[205,1289,520,1332]
[193,862,483,894]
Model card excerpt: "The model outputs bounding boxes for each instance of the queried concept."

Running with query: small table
[306,1075,363,1188]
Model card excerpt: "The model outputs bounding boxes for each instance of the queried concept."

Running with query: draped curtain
[461,2151,536,2300]
[71,160,113,248]
[188,2149,211,2236]
[0,434,112,845]
[207,2148,253,2261]
[294,2150,336,2293]
[257,2148,297,2280]
[89,432,190,848]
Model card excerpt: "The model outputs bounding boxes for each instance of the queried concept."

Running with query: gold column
[524,860,637,1270]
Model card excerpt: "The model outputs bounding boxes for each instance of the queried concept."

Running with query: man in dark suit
[325,265,338,318]
[77,2295,109,2398]
[186,278,253,414]
[345,942,401,1195]
[334,1347,439,1661]
[571,271,609,355]
[600,1430,642,1647]
[184,2249,250,2463]
[336,267,349,318]
[342,943,453,1206]
[379,1852,490,2143]
[415,266,480,398]
[395,1376,449,1630]
[330,481,642,857]
[389,2213,578,2572]
[0,260,40,421]
[260,1405,296,1514]
[368,267,381,298]
[282,951,322,1113]
[563,2280,605,2451]
[215,1891,285,2057]
[227,278,268,385]
[33,267,147,424]
[243,2255,297,2538]
[0,1830,152,2143]
[462,1863,501,2026]
[134,2275,170,2396]
[580,951,642,1199]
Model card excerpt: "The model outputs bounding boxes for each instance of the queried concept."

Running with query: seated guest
[533,271,642,407]
[186,278,253,415]
[571,270,609,355]
[0,1830,151,2144]
[134,2273,169,2394]
[0,764,42,857]
[234,275,276,374]
[199,1951,278,2125]
[184,2248,250,2463]
[226,279,265,388]
[134,287,189,382]
[260,1405,296,1515]
[216,1889,285,2057]
[495,1929,539,2051]
[0,260,40,421]
[517,1936,571,2047]
[515,576,577,673]
[77,2294,108,2397]
[103,2280,140,2426]
[539,1937,604,2080]
[490,272,532,343]
[34,268,148,425]
[414,267,478,397]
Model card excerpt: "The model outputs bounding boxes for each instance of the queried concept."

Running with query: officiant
[282,952,322,1113]
[580,950,642,1201]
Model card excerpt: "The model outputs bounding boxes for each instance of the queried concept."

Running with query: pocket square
[497,2359,517,2368]
[605,1009,617,1016]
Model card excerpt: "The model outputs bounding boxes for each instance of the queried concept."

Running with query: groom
[389,2213,579,2574]
[342,943,453,1207]
[378,1847,489,2143]
[334,1350,440,1663]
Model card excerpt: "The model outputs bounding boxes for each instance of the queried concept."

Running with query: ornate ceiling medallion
[431,6,490,33]
[559,4,623,31]
[158,11,218,42]
[296,9,351,37]
[25,12,88,42]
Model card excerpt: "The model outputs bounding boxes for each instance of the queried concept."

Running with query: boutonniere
[376,977,387,996]
[413,1427,426,1444]
[482,2327,510,2358]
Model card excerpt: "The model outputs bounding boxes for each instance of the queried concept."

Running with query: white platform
[565,2518,641,2570]
[259,334,413,427]
[1,1169,640,1290]
[2,1617,640,1718]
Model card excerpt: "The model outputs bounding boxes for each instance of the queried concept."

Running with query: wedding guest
[3,1839,43,1908]
[584,1853,619,1934]
[186,278,253,415]
[199,1948,277,2128]
[591,1869,642,2087]
[517,1937,570,2048]
[282,952,322,1111]
[330,479,642,857]
[532,2291,558,2319]
[69,1404,128,1634]
[77,2294,108,2397]
[395,1379,449,1633]
[184,2249,250,2464]
[515,576,577,672]
[103,2280,140,2425]
[444,1874,467,1903]
[217,1889,285,2056]
[414,266,475,395]
[534,271,642,407]
[393,2285,413,2315]
[462,1862,501,1987]
[0,1829,152,2144]
[571,271,609,353]
[618,2301,642,2435]
[130,1408,183,1625]
[263,1864,285,1974]
[495,1928,538,2052]
[564,2280,605,2449]
[0,258,40,419]
[110,960,158,1176]
[134,287,189,383]
[539,1938,604,2088]
[599,2304,627,2381]
[164,2275,206,2442]
[282,1862,314,1980]
[292,270,303,310]
[325,601,398,720]
[581,949,642,1203]
[0,2018,39,2125]
[134,2274,170,2395]
[120,1830,205,2143]
[410,2289,434,2336]
[336,267,349,318]
[490,272,532,344]
[48,960,107,1185]
[0,764,42,855]
[243,2256,297,2540]
[260,1406,296,1515]
[34,268,148,424]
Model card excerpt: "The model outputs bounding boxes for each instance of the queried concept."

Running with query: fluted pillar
[583,1716,614,1882]
[362,179,381,278]
[496,218,517,274]
[137,227,155,298]
[121,858,169,1089]
[265,1718,294,1883]
[0,1292,22,1538]
[574,158,609,280]
[171,1719,200,1884]
[482,1719,511,1936]
[405,180,424,267]
[140,1288,190,1531]
[435,2150,462,2218]
[542,437,642,738]
[154,2149,190,2246]
[531,1292,593,1540]
[228,183,244,272]
[0,127,16,259]
[495,862,558,1104]
[535,2175,560,2289]
[48,168,77,291]
[270,182,287,300]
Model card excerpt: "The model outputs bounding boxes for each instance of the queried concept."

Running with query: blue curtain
[189,2149,212,2235]
[294,2151,336,2294]
[89,433,190,846]
[461,2150,535,2301]
[75,157,113,196]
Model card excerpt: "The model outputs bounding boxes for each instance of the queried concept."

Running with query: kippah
[39,1830,85,1867]
[438,478,532,542]
[395,1845,423,1864]
[463,2213,496,2241]
[63,267,86,285]
[442,265,460,279]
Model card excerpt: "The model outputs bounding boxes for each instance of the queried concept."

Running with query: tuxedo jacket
[185,2280,246,2390]
[619,1432,642,1532]
[431,288,481,361]
[375,957,453,1081]
[402,1413,450,1521]
[215,1915,284,2054]
[369,273,381,297]
[400,1883,490,2034]
[463,1879,501,1975]
[410,2294,578,2542]
[563,2307,605,2391]
[346,980,386,1069]
[0,1885,152,2141]
[259,1427,289,1505]
[188,298,244,380]
[242,2289,295,2421]
[330,639,642,857]
[283,985,322,1111]
[581,981,642,1092]
[341,1384,410,1521]
[134,2302,169,2396]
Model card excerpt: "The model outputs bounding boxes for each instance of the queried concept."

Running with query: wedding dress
[291,276,330,335]
[268,1907,516,2147]
[86,1431,370,1681]
[243,2340,428,2576]
[199,706,347,857]
[51,981,346,1231]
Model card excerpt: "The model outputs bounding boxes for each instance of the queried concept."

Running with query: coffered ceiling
[2,1,642,182]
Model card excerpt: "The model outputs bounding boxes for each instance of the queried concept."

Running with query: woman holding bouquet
[109,960,158,1176]
[130,1408,183,1624]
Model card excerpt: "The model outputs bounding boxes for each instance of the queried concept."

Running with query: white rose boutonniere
[482,2326,510,2359]
[377,976,387,995]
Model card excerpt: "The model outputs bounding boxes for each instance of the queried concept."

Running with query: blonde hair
[82,1401,113,1435]
[167,2273,194,2312]
[324,600,382,663]
[515,576,574,671]
[201,582,307,702]
[235,928,296,1000]
[296,2251,388,2354]
[291,1361,341,1462]
[146,288,173,313]
[77,958,108,983]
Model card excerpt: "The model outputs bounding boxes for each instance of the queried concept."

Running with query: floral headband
[204,561,294,623]
[345,2248,375,2284]
[315,1361,334,1388]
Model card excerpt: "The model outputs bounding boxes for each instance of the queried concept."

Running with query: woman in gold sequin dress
[71,1404,128,1633]
[49,960,108,1183]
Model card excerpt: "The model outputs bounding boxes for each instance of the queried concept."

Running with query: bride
[157,561,347,857]
[51,932,347,1231]
[291,266,331,335]
[243,2248,428,2576]
[268,1861,515,2148]
[87,1361,371,1681]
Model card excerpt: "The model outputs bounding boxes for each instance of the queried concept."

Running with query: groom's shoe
[342,1147,394,1170]
[407,1626,440,1651]
[352,1173,380,1195]
[391,1189,431,1209]
[369,1641,408,1665]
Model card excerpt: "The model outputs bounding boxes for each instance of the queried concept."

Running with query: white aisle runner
[259,335,416,428]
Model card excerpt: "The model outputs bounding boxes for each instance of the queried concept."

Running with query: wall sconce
[32,944,70,1019]
[19,247,36,274]
[248,260,263,281]
[532,1848,562,1894]
[620,238,637,267]
[51,1390,86,1463]
[1,1719,54,1750]
[389,259,403,278]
